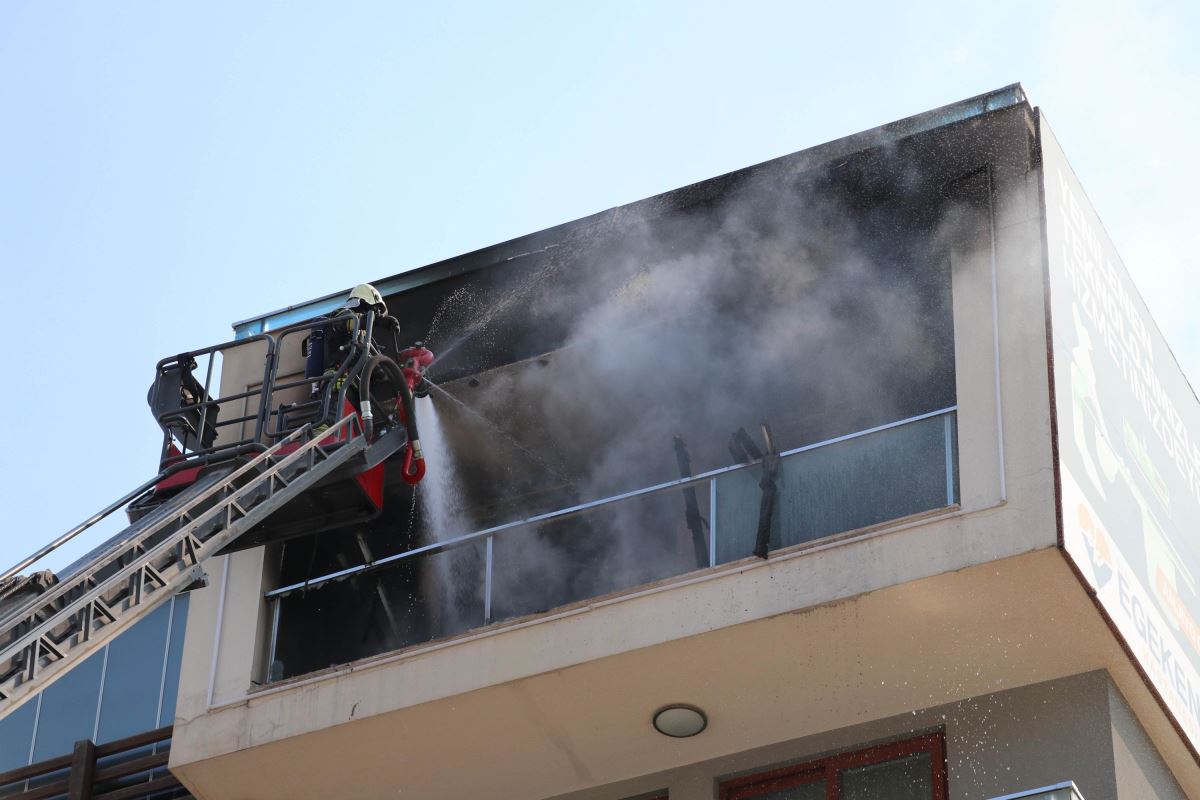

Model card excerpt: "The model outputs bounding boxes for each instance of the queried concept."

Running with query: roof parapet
[232,83,1027,339]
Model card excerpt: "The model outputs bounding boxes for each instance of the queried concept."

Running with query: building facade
[3,85,1198,800]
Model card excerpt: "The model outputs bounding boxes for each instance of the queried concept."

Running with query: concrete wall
[1110,681,1187,800]
[548,672,1136,800]
[171,321,310,714]
[169,548,1133,799]
[948,109,1051,537]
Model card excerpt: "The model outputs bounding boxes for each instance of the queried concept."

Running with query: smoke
[270,142,1001,675]
[411,150,968,627]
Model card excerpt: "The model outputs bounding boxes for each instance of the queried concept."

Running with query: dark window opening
[720,732,946,800]
[267,121,989,680]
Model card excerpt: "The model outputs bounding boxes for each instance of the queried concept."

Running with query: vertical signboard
[1043,113,1200,750]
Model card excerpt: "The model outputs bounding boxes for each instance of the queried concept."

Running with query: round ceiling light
[652,704,708,738]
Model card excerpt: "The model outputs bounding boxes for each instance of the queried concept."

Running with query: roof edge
[232,83,1028,338]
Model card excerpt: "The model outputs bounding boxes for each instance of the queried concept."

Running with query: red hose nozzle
[400,441,426,485]
[399,343,435,399]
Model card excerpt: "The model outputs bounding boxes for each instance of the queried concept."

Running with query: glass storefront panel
[841,753,932,800]
[2,593,189,771]
[754,780,827,800]
[0,698,36,774]
[158,594,189,727]
[96,602,171,743]
[30,650,103,762]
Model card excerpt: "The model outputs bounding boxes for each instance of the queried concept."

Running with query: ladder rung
[0,417,363,713]
[142,564,166,588]
[181,534,203,565]
[36,636,64,665]
[92,597,115,620]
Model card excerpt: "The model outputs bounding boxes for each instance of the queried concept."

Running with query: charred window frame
[720,732,947,800]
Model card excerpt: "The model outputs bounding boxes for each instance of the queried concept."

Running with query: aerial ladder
[0,286,434,718]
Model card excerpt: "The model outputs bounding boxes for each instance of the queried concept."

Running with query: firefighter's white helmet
[342,283,386,314]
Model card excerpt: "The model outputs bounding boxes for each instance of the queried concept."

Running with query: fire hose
[359,353,425,485]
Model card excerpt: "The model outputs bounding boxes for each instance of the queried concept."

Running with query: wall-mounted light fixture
[652,705,707,738]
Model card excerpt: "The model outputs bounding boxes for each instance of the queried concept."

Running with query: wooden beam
[67,739,95,800]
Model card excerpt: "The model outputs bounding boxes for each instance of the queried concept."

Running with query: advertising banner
[1043,114,1200,750]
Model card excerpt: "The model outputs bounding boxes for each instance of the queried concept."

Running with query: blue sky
[1,0,1197,572]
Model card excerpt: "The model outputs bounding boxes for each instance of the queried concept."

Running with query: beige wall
[208,336,271,447]
[167,549,1200,799]
[167,108,1075,792]
[207,325,310,447]
[172,106,1056,719]
[164,106,1199,799]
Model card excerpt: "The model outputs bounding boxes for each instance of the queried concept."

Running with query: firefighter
[343,282,387,315]
[303,283,387,412]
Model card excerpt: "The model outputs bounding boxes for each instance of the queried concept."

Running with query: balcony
[167,91,1092,800]
[265,406,958,681]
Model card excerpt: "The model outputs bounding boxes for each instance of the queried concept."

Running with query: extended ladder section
[0,413,367,717]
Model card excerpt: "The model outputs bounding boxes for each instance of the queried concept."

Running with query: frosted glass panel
[717,414,955,564]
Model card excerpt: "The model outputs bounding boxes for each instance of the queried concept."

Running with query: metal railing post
[708,478,718,568]
[266,597,282,682]
[254,339,277,444]
[194,351,217,456]
[483,536,494,624]
[944,413,955,506]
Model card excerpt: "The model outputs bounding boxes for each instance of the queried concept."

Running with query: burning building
[2,84,1198,800]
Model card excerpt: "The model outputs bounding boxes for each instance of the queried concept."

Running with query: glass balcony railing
[987,783,1084,800]
[715,407,958,561]
[265,407,958,681]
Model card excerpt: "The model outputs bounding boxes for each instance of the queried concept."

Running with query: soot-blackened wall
[265,106,1027,679]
